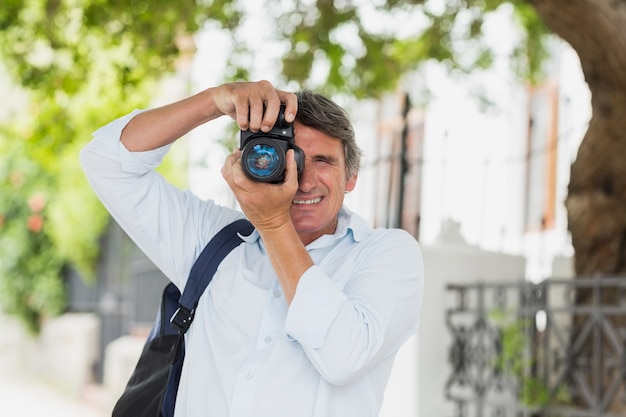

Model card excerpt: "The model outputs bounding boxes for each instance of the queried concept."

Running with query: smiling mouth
[292,197,322,205]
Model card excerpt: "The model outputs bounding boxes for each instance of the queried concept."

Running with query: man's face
[290,122,357,245]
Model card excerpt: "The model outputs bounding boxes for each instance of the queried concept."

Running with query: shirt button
[273,289,281,298]
[264,336,272,344]
[246,371,254,380]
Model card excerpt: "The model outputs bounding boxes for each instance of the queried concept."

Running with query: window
[525,82,558,231]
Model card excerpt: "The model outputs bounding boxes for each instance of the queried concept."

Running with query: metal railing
[445,276,626,417]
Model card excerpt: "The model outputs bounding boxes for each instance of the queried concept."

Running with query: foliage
[490,309,570,408]
[493,313,549,407]
[0,135,65,334]
[276,0,550,97]
[0,0,240,332]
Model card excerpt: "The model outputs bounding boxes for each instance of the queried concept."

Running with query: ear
[345,173,357,193]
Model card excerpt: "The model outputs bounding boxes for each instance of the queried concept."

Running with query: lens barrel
[239,104,303,183]
[241,138,286,183]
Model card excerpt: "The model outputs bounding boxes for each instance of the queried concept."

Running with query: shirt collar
[239,206,368,248]
[304,206,368,249]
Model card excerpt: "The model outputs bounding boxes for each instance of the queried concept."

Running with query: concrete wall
[380,219,526,417]
[0,313,100,397]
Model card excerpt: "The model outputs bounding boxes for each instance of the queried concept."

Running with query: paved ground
[0,375,111,417]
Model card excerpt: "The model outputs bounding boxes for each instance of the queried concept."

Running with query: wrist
[197,87,223,122]
[254,214,294,236]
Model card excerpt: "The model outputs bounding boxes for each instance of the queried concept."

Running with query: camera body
[240,105,304,183]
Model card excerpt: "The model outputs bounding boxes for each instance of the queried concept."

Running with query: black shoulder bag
[112,219,254,417]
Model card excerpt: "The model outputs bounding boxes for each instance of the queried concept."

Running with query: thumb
[283,149,299,187]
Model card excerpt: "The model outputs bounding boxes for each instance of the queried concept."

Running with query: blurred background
[1,1,625,416]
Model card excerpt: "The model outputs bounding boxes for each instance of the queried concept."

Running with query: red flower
[27,214,44,233]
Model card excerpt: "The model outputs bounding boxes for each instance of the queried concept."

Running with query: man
[81,80,424,417]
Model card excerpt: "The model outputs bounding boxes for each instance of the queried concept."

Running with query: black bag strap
[170,218,254,333]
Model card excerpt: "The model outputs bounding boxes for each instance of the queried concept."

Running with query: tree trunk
[526,0,626,276]
[526,0,626,413]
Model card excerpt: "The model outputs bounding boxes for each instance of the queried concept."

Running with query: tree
[527,0,626,277]
[525,2,626,413]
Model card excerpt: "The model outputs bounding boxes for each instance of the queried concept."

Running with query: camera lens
[242,141,285,182]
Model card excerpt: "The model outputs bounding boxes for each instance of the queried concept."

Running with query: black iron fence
[445,276,626,417]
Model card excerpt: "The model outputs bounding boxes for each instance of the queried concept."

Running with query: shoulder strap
[170,218,254,333]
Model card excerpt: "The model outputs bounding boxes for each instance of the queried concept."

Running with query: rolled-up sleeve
[80,111,238,287]
[284,229,423,386]
[284,266,349,348]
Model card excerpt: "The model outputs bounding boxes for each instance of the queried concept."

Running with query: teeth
[292,197,322,205]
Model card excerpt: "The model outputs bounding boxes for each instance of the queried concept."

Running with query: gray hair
[295,90,362,177]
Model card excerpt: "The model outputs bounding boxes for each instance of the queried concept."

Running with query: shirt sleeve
[80,110,241,288]
[284,229,424,386]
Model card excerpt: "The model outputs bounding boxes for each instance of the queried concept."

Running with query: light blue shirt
[80,110,424,417]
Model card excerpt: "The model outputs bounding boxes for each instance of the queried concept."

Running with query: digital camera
[240,104,304,183]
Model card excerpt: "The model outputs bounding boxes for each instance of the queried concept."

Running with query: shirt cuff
[284,265,348,349]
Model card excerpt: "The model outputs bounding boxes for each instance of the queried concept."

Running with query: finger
[283,149,299,188]
[260,94,284,132]
[221,156,233,183]
[222,149,241,179]
[278,92,298,123]
[232,82,269,131]
[233,94,251,131]
[248,98,266,132]
[249,80,277,131]
[232,152,245,179]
